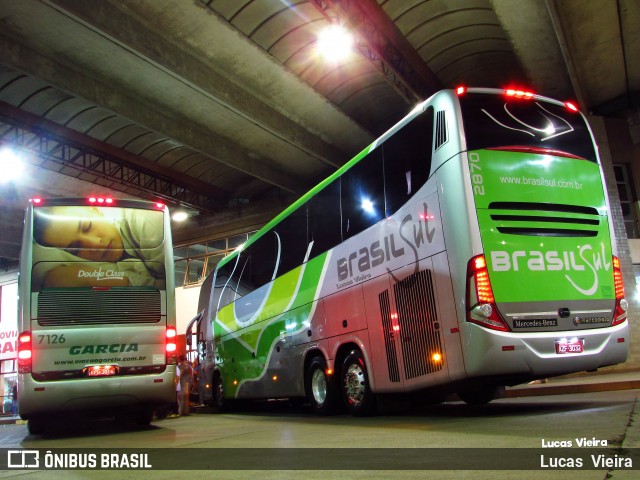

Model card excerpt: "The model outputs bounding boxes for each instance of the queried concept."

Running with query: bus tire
[211,372,231,412]
[305,355,338,415]
[136,406,154,426]
[458,385,503,405]
[27,416,47,435]
[340,350,375,416]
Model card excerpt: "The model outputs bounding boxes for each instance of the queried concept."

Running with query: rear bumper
[461,322,629,378]
[18,365,176,418]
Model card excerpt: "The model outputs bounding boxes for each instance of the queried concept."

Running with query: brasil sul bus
[189,87,629,416]
[17,197,177,433]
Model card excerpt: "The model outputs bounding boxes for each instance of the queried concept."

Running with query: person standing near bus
[177,355,193,416]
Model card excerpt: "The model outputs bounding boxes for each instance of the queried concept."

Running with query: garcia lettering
[69,343,139,355]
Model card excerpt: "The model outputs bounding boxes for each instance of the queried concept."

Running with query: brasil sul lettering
[336,202,436,283]
[490,243,610,296]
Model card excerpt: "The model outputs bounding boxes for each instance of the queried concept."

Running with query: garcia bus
[17,197,177,433]
[189,87,629,415]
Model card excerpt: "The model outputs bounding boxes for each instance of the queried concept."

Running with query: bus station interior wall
[175,284,200,338]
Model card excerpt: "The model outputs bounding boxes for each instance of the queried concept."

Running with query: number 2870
[469,152,485,196]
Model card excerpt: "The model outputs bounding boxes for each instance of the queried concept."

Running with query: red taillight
[564,101,579,112]
[88,196,114,205]
[18,331,32,374]
[612,256,627,326]
[166,326,177,364]
[505,89,535,99]
[466,255,509,332]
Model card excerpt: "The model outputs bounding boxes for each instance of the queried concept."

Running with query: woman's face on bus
[40,207,124,262]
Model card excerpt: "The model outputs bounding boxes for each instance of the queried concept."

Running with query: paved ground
[2,369,639,426]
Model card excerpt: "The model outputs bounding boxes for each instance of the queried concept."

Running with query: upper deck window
[459,93,597,162]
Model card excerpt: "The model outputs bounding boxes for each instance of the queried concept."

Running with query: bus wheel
[27,416,47,435]
[211,372,230,412]
[340,350,375,416]
[458,385,503,405]
[305,356,337,415]
[136,407,154,426]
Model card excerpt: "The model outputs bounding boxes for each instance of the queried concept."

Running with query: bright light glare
[172,211,189,222]
[361,197,375,215]
[317,25,354,62]
[0,148,24,183]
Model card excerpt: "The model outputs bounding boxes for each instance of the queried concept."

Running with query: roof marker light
[456,86,466,95]
[506,89,535,99]
[565,101,579,112]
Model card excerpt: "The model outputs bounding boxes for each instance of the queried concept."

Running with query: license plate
[555,338,584,354]
[87,365,117,377]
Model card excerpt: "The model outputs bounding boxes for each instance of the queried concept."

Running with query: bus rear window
[459,93,597,162]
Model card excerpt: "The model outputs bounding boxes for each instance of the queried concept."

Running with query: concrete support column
[589,115,639,370]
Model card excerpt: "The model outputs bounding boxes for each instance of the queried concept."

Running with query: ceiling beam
[0,32,303,195]
[311,0,442,103]
[0,101,226,212]
[544,0,588,110]
[49,0,347,170]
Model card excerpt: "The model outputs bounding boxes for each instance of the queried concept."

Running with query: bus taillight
[564,101,579,112]
[612,256,628,326]
[17,331,32,373]
[505,89,534,99]
[88,197,114,205]
[166,326,177,364]
[466,255,509,332]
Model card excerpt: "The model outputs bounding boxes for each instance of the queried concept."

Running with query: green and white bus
[17,197,177,433]
[192,87,629,416]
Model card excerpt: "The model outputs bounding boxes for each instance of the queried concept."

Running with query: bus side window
[249,231,279,288]
[341,147,385,240]
[383,106,434,216]
[308,179,342,257]
[276,204,309,275]
[214,260,240,310]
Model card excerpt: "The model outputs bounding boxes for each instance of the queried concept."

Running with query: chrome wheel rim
[311,368,327,405]
[344,363,365,405]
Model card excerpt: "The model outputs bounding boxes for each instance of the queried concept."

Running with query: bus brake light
[466,255,509,332]
[564,101,579,112]
[88,197,114,205]
[505,89,534,99]
[612,256,627,326]
[18,331,32,373]
[166,326,177,364]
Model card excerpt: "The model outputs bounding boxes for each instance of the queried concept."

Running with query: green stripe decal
[214,252,329,396]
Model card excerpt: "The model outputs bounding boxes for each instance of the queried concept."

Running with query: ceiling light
[317,24,354,62]
[0,147,24,184]
[172,211,189,222]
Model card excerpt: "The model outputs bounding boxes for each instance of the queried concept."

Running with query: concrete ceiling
[0,0,638,270]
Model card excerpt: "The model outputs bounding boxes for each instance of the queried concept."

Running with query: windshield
[459,93,597,162]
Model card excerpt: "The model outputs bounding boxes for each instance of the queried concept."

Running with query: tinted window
[341,148,385,239]
[249,231,279,288]
[308,179,342,257]
[459,93,597,162]
[383,108,434,215]
[276,205,309,275]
